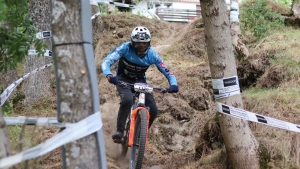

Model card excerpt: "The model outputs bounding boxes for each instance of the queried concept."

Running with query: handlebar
[118,81,169,93]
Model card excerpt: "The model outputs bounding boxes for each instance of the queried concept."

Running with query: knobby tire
[129,109,148,169]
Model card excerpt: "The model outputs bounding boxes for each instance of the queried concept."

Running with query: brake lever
[118,81,127,86]
[162,88,168,93]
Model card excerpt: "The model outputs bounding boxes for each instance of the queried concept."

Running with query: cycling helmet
[131,26,151,58]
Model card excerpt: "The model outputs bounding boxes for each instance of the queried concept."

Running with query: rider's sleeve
[101,43,126,77]
[153,52,178,85]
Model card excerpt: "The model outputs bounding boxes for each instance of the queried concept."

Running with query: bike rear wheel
[129,109,148,169]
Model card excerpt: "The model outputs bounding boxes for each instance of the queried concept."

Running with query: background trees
[0,0,46,73]
[22,0,52,105]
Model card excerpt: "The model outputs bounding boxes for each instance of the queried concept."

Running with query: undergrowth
[240,0,285,39]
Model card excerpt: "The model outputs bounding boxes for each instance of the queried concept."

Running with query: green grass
[243,87,300,102]
[243,87,300,115]
[8,125,22,150]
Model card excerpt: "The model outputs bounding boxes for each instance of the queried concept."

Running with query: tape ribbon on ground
[213,76,300,133]
[0,111,102,168]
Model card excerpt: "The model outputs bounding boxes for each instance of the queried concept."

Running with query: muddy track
[152,23,188,53]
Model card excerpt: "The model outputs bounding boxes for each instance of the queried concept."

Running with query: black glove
[169,85,178,93]
[107,75,118,85]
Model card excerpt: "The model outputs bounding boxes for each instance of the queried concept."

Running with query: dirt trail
[98,22,189,169]
[152,22,188,53]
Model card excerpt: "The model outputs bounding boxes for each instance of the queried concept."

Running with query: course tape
[216,102,300,133]
[91,12,101,20]
[0,111,102,168]
[212,76,240,99]
[28,49,52,57]
[0,63,52,107]
[4,116,64,127]
[213,76,300,133]
[36,31,52,39]
[230,1,239,23]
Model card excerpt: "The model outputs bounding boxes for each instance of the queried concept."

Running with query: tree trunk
[0,71,18,89]
[200,0,259,168]
[0,108,11,162]
[0,21,19,102]
[230,0,249,58]
[284,0,300,27]
[292,0,300,18]
[91,4,101,48]
[52,0,100,168]
[0,70,18,103]
[22,0,52,105]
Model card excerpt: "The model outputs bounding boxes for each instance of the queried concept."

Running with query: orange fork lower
[128,107,150,147]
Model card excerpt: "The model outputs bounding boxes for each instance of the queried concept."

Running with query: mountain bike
[117,81,169,169]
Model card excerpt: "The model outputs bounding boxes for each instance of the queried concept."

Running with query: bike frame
[118,81,168,169]
[118,81,168,148]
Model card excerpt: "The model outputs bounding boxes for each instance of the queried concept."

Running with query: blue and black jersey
[101,42,177,85]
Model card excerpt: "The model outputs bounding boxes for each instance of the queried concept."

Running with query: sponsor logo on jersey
[159,61,166,68]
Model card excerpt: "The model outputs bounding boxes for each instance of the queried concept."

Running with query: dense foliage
[240,0,285,39]
[0,0,46,72]
[0,0,5,21]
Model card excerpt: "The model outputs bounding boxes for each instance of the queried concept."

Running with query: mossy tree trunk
[200,0,260,168]
[52,0,100,168]
[22,0,52,105]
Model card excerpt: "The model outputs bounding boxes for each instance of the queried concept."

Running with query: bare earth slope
[92,10,300,169]
[8,3,300,168]
[93,13,214,169]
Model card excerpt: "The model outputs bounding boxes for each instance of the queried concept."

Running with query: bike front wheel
[129,109,148,169]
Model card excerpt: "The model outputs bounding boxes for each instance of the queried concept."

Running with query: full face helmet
[131,26,151,58]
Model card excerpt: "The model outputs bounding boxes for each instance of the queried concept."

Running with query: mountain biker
[101,26,179,142]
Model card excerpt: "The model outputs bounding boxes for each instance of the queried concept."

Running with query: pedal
[113,139,122,144]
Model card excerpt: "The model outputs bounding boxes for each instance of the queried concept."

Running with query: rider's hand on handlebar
[107,75,118,85]
[169,85,178,93]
